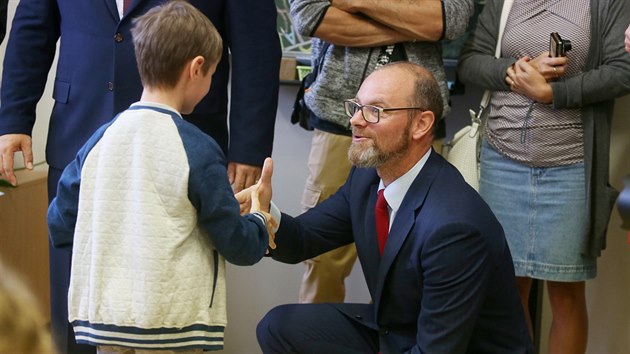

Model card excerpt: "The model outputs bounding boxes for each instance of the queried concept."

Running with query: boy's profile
[47,1,272,352]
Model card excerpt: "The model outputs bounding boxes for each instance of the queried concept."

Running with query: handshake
[236,158,277,251]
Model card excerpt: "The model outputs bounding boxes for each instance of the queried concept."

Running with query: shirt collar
[378,149,432,216]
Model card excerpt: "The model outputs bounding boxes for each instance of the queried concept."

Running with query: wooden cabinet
[0,164,50,323]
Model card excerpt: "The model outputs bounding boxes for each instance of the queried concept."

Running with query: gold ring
[553,66,558,77]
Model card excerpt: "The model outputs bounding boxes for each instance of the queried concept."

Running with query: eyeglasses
[343,99,425,124]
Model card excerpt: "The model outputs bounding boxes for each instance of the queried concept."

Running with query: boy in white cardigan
[47,2,273,352]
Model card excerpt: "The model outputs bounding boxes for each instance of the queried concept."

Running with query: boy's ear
[189,55,205,78]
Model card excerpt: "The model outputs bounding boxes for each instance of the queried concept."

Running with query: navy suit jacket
[0,0,280,170]
[272,151,532,354]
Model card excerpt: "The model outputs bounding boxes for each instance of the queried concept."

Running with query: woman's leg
[546,281,587,354]
[516,276,534,338]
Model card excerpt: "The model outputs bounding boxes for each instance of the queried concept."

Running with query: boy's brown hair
[131,0,223,89]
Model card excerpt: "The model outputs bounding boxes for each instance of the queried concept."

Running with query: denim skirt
[479,139,596,281]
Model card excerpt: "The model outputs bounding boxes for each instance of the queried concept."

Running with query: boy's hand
[235,157,273,215]
[236,185,255,215]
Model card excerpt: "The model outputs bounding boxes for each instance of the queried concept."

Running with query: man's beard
[348,124,410,168]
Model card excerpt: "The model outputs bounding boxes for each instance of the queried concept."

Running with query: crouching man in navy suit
[243,62,533,354]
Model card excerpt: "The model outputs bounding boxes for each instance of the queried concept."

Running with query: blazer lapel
[367,183,382,258]
[104,0,120,21]
[107,0,144,22]
[373,152,441,310]
[358,182,383,294]
[123,0,142,19]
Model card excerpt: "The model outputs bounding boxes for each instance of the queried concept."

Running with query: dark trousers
[256,303,379,354]
[48,167,95,354]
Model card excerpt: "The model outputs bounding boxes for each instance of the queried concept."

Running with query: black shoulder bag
[291,42,331,130]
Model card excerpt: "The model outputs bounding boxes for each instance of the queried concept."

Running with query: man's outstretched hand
[252,157,273,213]
[235,158,276,250]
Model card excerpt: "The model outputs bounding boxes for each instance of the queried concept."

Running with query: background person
[289,0,474,304]
[458,0,630,352]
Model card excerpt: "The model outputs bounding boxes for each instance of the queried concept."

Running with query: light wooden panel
[0,164,51,323]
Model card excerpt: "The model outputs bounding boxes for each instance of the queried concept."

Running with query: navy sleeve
[47,156,82,249]
[270,170,355,264]
[415,224,490,353]
[180,122,270,265]
[0,0,60,135]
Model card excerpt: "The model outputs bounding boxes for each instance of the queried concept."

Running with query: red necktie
[123,0,132,14]
[375,189,389,255]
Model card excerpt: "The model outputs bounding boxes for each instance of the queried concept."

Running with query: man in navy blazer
[0,1,280,353]
[253,62,532,353]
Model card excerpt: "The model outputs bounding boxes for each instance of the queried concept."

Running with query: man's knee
[257,305,297,353]
[256,307,277,352]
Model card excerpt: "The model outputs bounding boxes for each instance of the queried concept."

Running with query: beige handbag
[444,0,513,191]
[444,107,484,190]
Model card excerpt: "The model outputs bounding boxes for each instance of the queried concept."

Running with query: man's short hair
[131,0,223,89]
[379,62,444,135]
